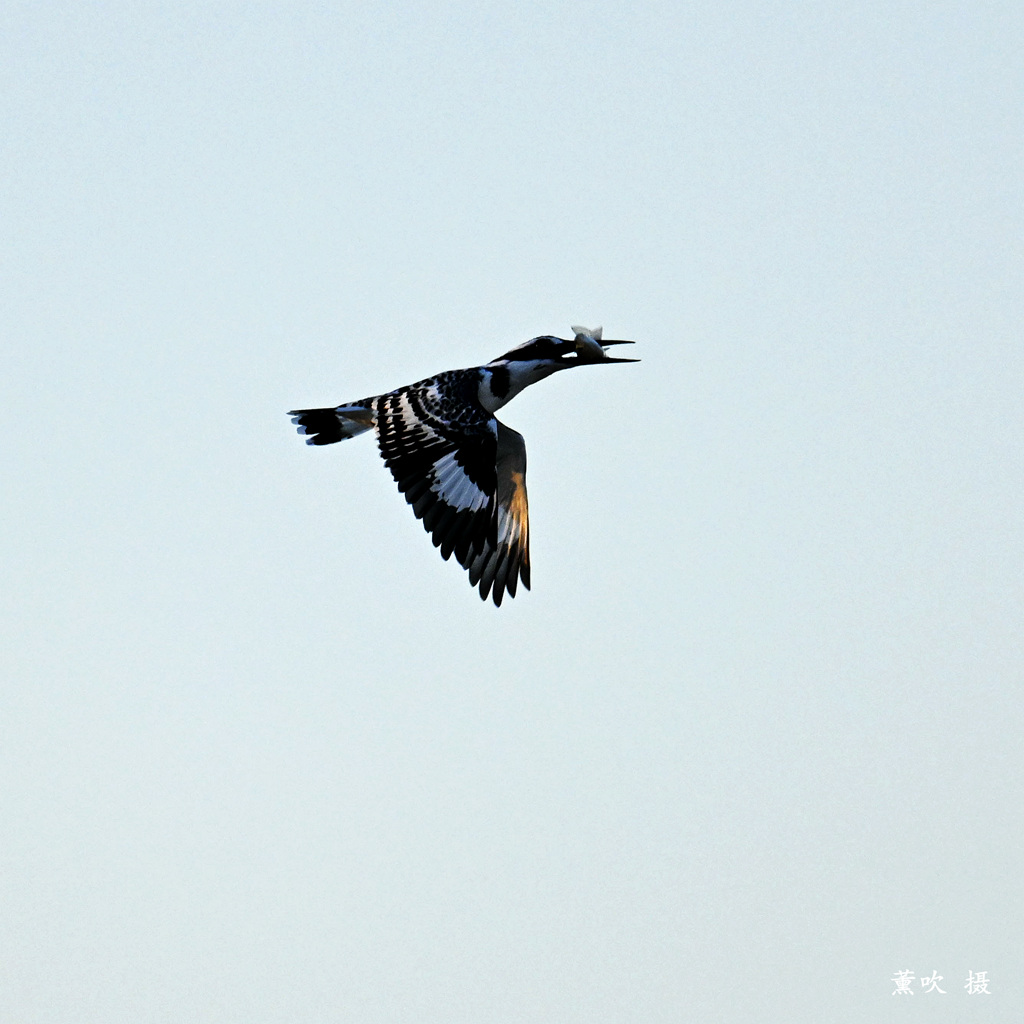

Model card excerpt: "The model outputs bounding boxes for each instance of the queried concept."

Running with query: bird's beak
[594,338,640,363]
[557,334,639,365]
[561,337,639,364]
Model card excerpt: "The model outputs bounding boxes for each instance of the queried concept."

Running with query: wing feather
[469,422,531,606]
[375,376,531,605]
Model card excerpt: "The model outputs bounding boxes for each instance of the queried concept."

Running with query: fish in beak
[566,325,640,364]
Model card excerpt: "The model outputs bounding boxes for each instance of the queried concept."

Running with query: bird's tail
[288,401,377,445]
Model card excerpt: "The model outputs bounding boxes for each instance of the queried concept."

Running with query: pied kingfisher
[289,326,638,606]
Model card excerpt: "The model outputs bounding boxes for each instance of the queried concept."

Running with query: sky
[2,1,1022,1021]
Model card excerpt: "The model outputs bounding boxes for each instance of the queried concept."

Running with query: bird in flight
[288,326,638,606]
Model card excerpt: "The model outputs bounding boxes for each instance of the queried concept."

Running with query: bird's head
[494,326,639,368]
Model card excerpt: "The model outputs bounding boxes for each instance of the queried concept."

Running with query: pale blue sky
[2,1,1022,1021]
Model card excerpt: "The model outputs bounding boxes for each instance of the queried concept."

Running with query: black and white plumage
[288,326,638,606]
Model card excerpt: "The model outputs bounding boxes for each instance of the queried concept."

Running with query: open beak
[594,338,639,363]
[561,337,639,364]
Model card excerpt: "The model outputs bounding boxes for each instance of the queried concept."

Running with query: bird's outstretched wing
[375,374,530,606]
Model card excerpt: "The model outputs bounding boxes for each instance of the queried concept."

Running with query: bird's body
[289,327,637,606]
